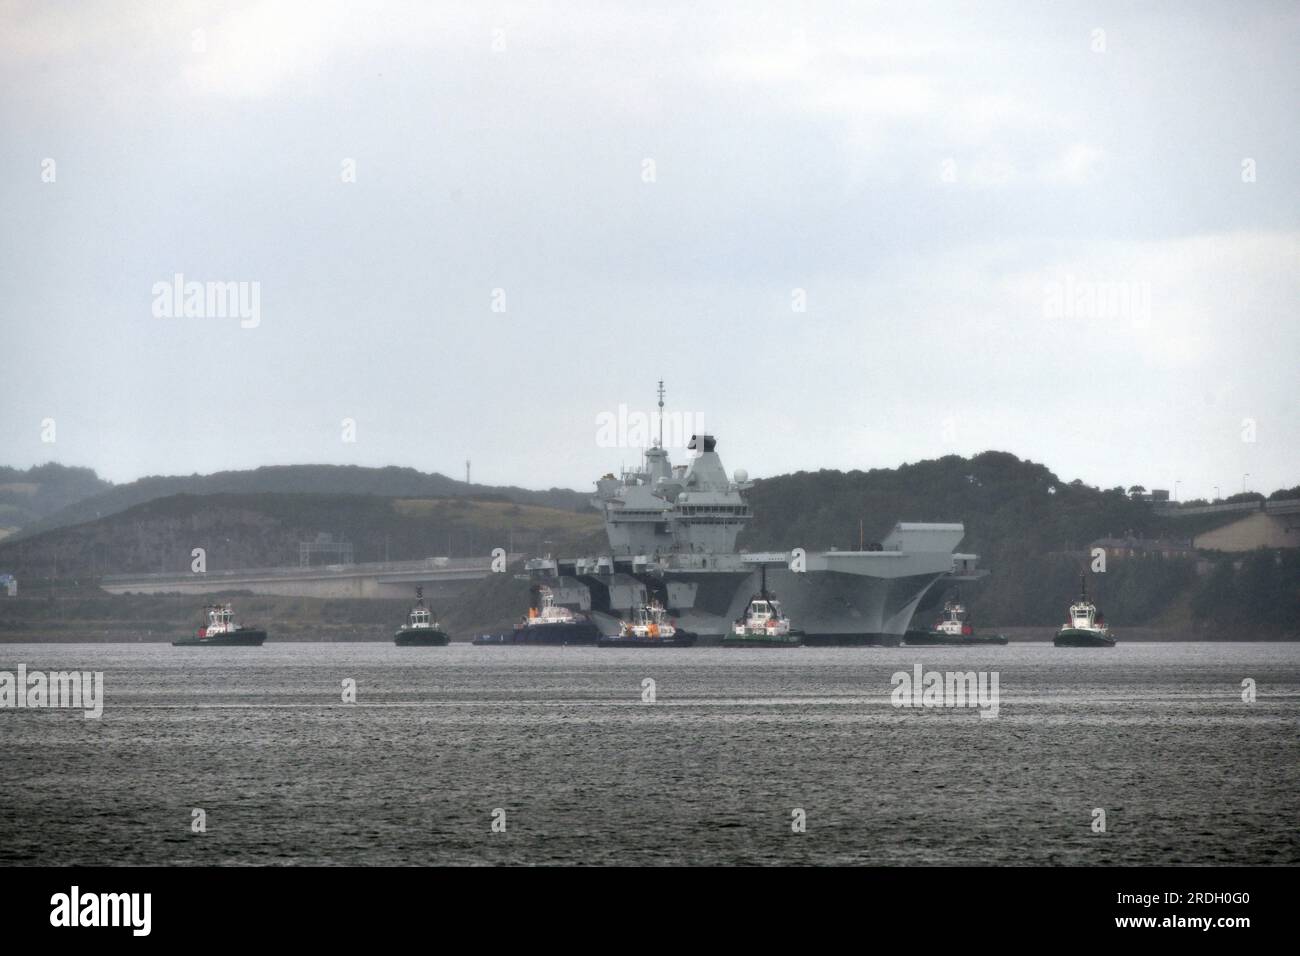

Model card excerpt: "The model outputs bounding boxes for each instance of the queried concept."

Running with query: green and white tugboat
[394,587,451,646]
[1054,574,1116,647]
[173,603,266,646]
[723,566,803,647]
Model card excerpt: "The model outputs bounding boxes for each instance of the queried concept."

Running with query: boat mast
[656,379,665,449]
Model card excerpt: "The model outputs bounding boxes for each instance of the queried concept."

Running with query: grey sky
[2,1,1297,500]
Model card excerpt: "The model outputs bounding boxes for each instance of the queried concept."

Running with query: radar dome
[734,469,748,483]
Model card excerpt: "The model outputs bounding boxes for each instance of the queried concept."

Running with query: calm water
[1,642,1297,866]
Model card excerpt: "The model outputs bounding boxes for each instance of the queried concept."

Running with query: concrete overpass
[1154,497,1300,519]
[100,554,525,599]
[1192,500,1300,552]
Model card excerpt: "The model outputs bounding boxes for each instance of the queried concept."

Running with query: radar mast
[655,379,665,449]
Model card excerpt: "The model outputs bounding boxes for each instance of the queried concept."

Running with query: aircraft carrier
[524,393,985,645]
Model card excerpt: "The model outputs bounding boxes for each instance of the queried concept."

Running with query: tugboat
[394,587,451,646]
[475,587,601,646]
[904,595,1008,646]
[172,604,266,646]
[723,567,803,647]
[1054,574,1116,647]
[598,599,697,647]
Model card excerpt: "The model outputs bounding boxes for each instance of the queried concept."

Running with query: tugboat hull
[722,631,804,648]
[904,630,1009,646]
[597,631,698,648]
[173,630,266,647]
[1054,629,1115,647]
[477,623,601,646]
[394,629,451,646]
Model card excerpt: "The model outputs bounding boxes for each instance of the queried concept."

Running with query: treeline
[0,492,606,582]
[2,462,594,541]
[741,451,1250,555]
[739,451,1298,633]
[0,571,534,642]
[0,463,112,531]
[1192,550,1300,634]
[975,552,1198,627]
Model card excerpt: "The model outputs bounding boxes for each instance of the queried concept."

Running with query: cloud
[1,2,1296,495]
[997,232,1300,369]
[1041,143,1107,185]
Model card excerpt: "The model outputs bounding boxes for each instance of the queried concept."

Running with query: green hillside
[0,452,1295,638]
[5,463,592,541]
[0,573,532,643]
[738,452,1296,634]
[0,464,112,537]
[0,492,605,582]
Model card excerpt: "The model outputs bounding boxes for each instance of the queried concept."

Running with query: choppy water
[1,642,1297,865]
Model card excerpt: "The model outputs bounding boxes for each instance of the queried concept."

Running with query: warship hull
[803,632,900,647]
[532,565,971,645]
[544,565,958,645]
[532,528,979,645]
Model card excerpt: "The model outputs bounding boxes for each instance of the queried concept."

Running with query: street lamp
[1174,480,1181,502]
[1213,485,1220,502]
[1243,474,1249,493]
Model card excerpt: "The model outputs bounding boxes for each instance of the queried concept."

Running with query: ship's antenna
[656,379,665,449]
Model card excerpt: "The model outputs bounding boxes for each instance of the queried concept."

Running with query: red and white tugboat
[173,603,267,646]
[474,586,601,645]
[904,596,1008,646]
[599,599,697,647]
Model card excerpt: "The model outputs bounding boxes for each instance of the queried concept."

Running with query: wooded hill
[1,463,592,542]
[1,452,1296,635]
[0,492,605,581]
[738,452,1297,634]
